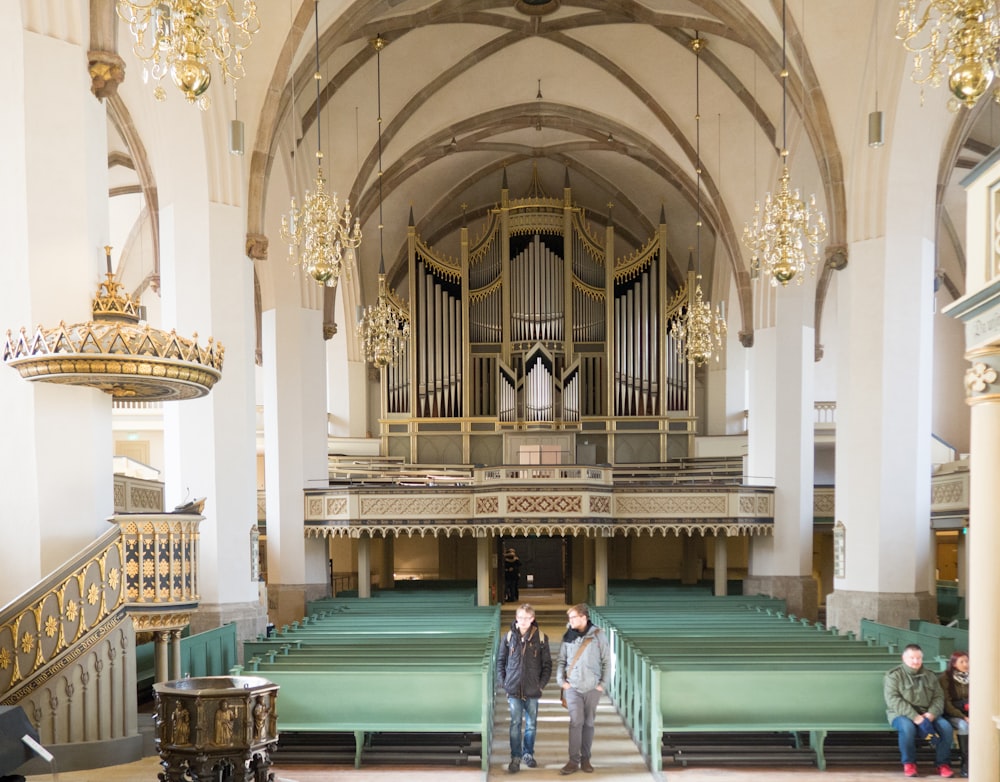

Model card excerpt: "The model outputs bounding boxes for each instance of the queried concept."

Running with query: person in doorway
[884,643,955,778]
[940,651,969,777]
[497,603,552,773]
[556,603,609,775]
[503,548,522,601]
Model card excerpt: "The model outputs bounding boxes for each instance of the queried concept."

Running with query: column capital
[245,233,269,261]
[964,346,1000,405]
[87,51,125,100]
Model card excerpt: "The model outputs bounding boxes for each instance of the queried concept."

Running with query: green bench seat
[248,663,493,769]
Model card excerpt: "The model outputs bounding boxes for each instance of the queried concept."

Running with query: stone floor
[22,590,943,781]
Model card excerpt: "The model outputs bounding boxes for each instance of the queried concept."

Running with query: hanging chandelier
[896,0,1000,110]
[280,2,362,287]
[742,0,828,287]
[116,0,260,110]
[670,36,726,367]
[360,270,411,368]
[359,35,410,368]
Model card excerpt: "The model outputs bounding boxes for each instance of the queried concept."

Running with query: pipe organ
[385,170,700,462]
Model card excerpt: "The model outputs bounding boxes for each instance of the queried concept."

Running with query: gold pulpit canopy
[2,248,223,401]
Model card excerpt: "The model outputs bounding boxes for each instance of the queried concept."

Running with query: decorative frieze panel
[506,494,582,515]
[359,495,472,518]
[615,494,728,517]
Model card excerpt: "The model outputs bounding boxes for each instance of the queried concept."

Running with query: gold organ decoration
[896,0,1000,110]
[742,0,828,286]
[116,0,260,110]
[2,247,223,400]
[280,2,362,287]
[670,35,726,367]
[359,34,410,368]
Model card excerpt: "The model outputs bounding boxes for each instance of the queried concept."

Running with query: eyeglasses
[567,613,582,620]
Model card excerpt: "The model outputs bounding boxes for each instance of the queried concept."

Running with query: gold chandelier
[359,35,410,368]
[742,0,828,287]
[670,36,726,368]
[280,3,362,287]
[116,0,260,110]
[896,0,1000,110]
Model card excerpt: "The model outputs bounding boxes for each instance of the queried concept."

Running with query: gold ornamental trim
[304,520,773,539]
[130,612,193,632]
[3,320,223,401]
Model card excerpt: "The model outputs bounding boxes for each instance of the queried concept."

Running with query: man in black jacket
[497,603,552,773]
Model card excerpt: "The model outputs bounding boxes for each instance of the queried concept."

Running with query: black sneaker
[507,758,520,773]
[522,754,537,768]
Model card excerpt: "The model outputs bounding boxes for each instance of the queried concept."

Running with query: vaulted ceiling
[100,0,1000,344]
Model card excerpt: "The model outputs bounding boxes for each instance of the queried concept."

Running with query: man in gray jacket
[556,603,610,775]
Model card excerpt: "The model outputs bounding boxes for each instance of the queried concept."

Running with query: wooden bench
[860,619,959,661]
[591,592,905,772]
[238,595,498,770]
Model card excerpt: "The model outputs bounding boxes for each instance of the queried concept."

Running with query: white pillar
[261,302,330,622]
[714,535,728,596]
[161,200,262,635]
[593,536,608,606]
[963,349,1000,782]
[827,235,935,633]
[477,537,490,606]
[0,16,113,596]
[357,535,371,598]
[745,281,817,619]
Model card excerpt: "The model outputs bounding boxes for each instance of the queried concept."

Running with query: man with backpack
[497,603,552,773]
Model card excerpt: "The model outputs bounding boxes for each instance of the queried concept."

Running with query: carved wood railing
[0,513,201,756]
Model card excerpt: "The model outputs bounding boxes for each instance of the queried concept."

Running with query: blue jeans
[507,696,538,757]
[892,715,954,766]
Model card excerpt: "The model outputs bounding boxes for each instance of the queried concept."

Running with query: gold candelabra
[280,3,361,287]
[359,273,410,368]
[743,162,828,286]
[671,273,726,367]
[742,0,828,287]
[896,0,1000,110]
[116,0,260,109]
[281,157,361,287]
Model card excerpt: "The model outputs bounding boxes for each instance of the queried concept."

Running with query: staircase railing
[0,512,201,769]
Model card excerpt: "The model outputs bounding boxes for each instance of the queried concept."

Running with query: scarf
[562,621,592,644]
[954,671,969,686]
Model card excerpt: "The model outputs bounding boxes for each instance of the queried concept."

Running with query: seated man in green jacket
[884,643,955,778]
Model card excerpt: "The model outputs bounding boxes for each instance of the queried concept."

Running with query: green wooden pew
[589,589,908,773]
[240,593,498,770]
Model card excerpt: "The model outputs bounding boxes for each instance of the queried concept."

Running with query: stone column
[961,348,1000,782]
[160,200,266,640]
[826,235,935,634]
[477,537,490,606]
[744,281,818,620]
[593,536,608,606]
[171,630,183,680]
[155,631,170,684]
[0,11,114,596]
[714,534,729,596]
[357,534,372,598]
